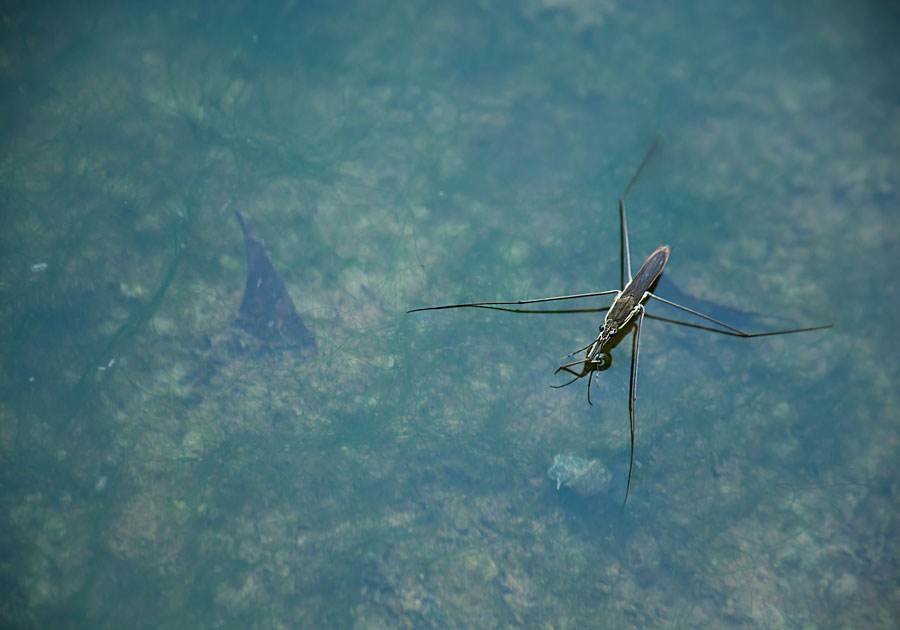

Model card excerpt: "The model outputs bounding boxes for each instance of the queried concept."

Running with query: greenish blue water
[1,1,898,627]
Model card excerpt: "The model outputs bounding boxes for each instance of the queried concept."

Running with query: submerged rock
[547,454,611,497]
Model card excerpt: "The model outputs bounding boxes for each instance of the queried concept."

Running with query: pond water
[1,1,897,627]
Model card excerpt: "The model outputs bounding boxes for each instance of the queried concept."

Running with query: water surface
[1,1,897,627]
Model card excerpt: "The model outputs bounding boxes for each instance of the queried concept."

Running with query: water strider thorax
[587,244,671,364]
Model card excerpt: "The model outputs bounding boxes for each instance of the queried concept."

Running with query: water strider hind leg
[646,292,832,338]
[618,138,660,289]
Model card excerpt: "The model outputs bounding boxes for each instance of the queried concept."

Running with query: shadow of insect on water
[233,208,316,354]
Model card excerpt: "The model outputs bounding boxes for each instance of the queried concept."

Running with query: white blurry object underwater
[547,454,612,497]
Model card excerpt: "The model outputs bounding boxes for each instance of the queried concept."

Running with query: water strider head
[586,327,615,368]
[597,323,618,349]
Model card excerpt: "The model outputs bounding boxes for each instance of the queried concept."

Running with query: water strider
[408,140,832,503]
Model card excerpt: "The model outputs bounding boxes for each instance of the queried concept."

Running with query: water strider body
[408,140,832,503]
[561,244,670,377]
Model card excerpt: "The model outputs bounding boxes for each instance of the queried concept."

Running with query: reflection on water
[1,1,897,627]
